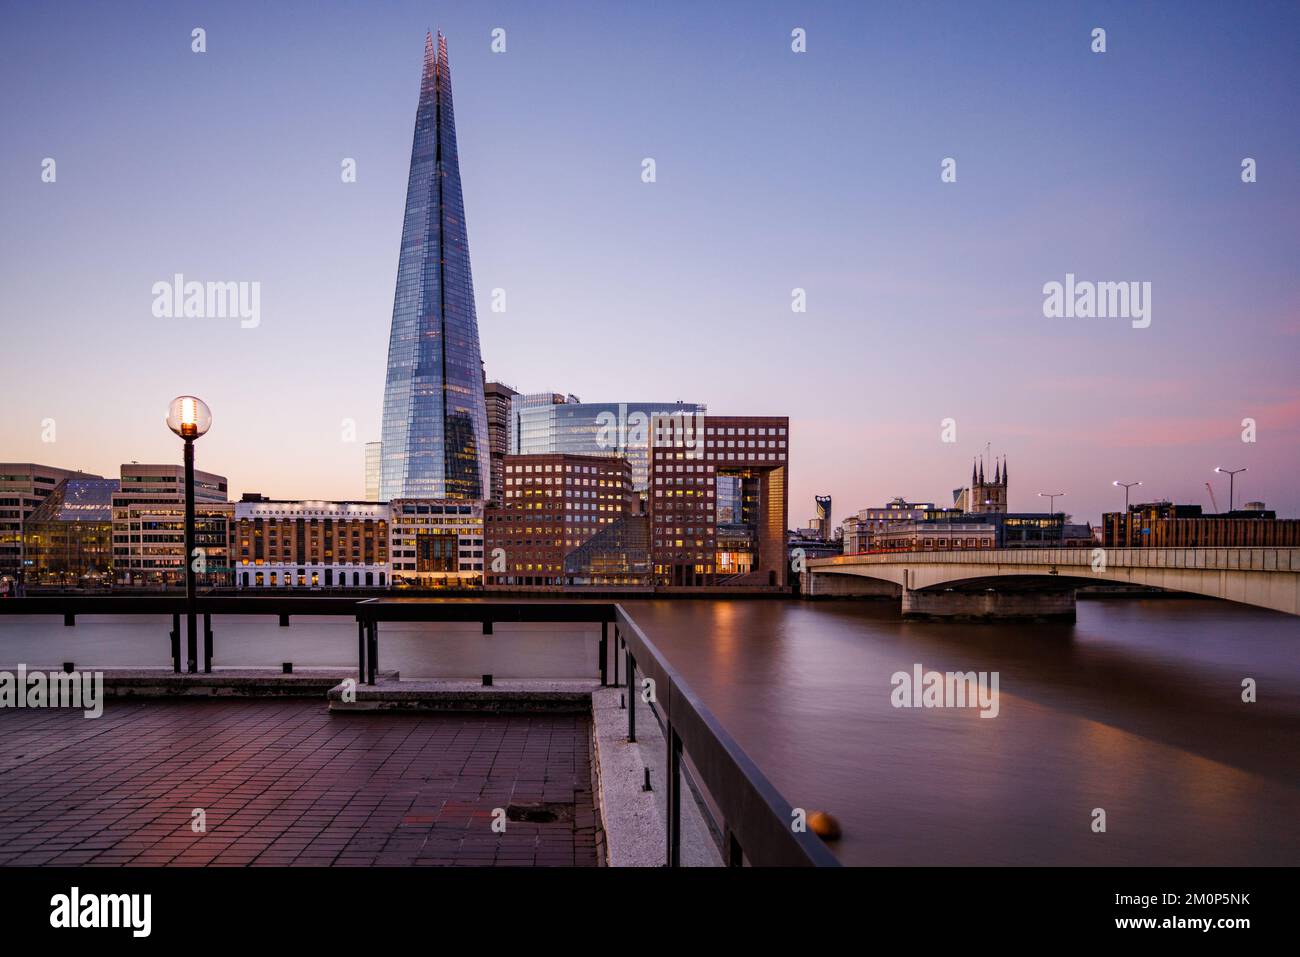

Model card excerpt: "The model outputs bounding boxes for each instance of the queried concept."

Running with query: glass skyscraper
[380,32,490,501]
[511,399,706,491]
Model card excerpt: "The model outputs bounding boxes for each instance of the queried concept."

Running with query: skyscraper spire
[379,32,490,500]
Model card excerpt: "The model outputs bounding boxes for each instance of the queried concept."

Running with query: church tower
[957,454,1008,514]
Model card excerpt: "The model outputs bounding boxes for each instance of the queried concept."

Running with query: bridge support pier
[902,588,1076,622]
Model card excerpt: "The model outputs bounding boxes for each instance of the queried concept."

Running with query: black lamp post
[167,396,212,673]
[1214,467,1246,513]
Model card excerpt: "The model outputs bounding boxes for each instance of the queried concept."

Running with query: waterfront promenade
[0,700,599,867]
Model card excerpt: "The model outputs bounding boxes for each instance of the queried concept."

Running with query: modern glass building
[22,477,119,587]
[380,32,490,501]
[364,442,381,502]
[511,399,706,491]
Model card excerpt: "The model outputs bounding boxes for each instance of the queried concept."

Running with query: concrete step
[328,677,599,714]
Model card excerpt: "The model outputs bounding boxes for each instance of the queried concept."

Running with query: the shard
[380,32,490,500]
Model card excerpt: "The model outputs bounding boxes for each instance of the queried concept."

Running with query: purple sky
[2,1,1297,524]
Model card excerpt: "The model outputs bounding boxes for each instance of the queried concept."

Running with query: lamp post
[1214,467,1246,513]
[1038,491,1066,543]
[1113,481,1141,547]
[167,396,212,673]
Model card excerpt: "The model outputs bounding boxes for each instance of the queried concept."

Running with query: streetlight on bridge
[1214,467,1247,513]
[1114,480,1141,547]
[166,395,212,674]
[1038,491,1066,543]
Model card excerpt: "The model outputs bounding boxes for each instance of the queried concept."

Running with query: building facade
[112,464,229,586]
[841,499,955,553]
[648,413,789,588]
[364,442,382,502]
[0,462,88,588]
[21,477,119,587]
[116,502,236,588]
[873,520,997,552]
[511,398,705,493]
[380,32,491,501]
[484,380,518,506]
[389,499,484,588]
[233,499,389,589]
[485,453,634,589]
[1102,502,1300,548]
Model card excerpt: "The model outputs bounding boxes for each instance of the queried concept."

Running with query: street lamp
[1038,491,1066,543]
[167,396,211,674]
[1214,467,1246,513]
[1113,480,1141,547]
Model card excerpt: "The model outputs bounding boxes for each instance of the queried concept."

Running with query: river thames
[1,596,1296,866]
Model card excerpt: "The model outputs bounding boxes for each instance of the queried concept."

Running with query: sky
[1,0,1297,524]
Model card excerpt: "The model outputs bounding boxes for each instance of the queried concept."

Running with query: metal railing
[0,595,367,672]
[0,595,840,866]
[614,606,839,867]
[351,599,617,687]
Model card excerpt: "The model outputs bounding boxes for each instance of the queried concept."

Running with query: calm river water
[1,596,1296,866]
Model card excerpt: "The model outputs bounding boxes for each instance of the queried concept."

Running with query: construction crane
[1205,481,1220,513]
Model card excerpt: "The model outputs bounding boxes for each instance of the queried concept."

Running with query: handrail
[615,605,839,867]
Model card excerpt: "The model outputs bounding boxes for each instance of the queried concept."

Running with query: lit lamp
[1214,467,1246,513]
[167,396,211,673]
[1038,491,1066,543]
[1113,481,1141,546]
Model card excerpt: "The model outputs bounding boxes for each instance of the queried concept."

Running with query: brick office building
[233,498,389,589]
[485,453,633,589]
[648,413,789,588]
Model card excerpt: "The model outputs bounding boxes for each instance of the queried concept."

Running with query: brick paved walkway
[0,701,599,866]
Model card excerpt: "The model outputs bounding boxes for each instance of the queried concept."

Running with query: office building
[112,464,229,587]
[233,498,389,589]
[390,498,484,588]
[873,519,997,552]
[509,391,577,456]
[0,462,90,587]
[484,381,517,506]
[1102,502,1300,548]
[485,453,634,589]
[648,413,789,588]
[116,502,236,589]
[512,398,706,492]
[379,32,490,501]
[841,499,955,553]
[21,477,119,587]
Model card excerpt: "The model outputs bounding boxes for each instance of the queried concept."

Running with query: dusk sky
[2,0,1297,523]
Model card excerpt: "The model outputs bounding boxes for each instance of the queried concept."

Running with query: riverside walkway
[0,699,598,867]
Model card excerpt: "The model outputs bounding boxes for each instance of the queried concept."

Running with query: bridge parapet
[809,548,1300,573]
